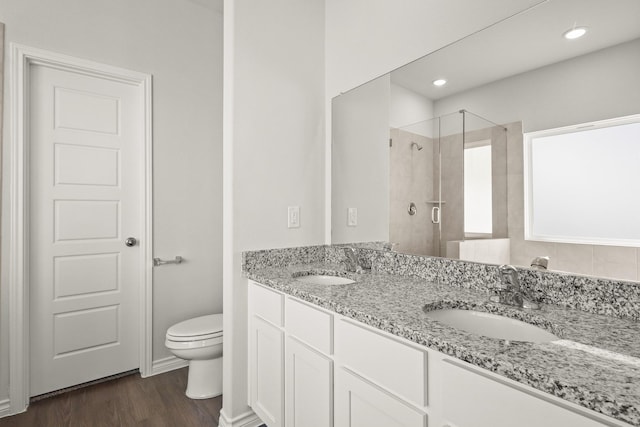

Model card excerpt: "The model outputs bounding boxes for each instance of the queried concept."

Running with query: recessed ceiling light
[563,27,587,40]
[432,79,447,87]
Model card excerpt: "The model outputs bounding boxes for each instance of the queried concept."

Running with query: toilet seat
[165,334,223,350]
[166,314,223,342]
[166,331,223,342]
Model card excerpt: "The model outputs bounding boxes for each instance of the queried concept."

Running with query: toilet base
[186,356,223,399]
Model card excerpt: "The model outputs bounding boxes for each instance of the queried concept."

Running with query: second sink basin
[424,308,559,343]
[294,274,355,285]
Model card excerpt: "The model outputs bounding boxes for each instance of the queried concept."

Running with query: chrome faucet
[343,247,363,273]
[490,265,540,310]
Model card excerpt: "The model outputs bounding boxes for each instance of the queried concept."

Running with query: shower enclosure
[389,109,508,259]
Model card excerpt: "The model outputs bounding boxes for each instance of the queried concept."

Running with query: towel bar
[153,256,183,267]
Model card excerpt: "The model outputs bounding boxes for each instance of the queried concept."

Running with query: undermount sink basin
[294,274,355,285]
[424,308,559,343]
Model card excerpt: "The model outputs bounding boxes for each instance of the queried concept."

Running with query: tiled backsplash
[243,244,640,320]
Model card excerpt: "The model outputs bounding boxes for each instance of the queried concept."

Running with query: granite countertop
[246,262,640,426]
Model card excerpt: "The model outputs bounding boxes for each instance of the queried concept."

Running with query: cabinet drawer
[249,281,283,326]
[285,297,332,354]
[335,319,427,407]
[442,360,608,427]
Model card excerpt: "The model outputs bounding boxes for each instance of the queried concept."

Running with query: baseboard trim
[150,356,188,376]
[0,398,12,419]
[218,408,263,427]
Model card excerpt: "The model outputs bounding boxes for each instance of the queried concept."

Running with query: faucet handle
[343,246,356,256]
[383,242,399,251]
[531,256,549,270]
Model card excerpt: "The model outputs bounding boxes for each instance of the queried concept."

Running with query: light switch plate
[347,207,357,226]
[288,206,300,228]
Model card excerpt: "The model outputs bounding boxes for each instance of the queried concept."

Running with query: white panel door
[29,63,143,396]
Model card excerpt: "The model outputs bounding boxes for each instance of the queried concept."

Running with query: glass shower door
[390,109,508,259]
[389,117,441,257]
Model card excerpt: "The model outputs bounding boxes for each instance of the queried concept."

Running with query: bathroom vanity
[244,246,640,427]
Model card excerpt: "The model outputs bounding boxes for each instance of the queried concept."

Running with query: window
[524,115,640,247]
[464,141,492,237]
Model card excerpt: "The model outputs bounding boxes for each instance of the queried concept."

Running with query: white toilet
[165,314,223,399]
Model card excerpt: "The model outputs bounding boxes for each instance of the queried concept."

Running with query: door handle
[431,206,440,224]
[125,237,138,247]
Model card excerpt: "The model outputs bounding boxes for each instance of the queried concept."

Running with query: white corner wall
[221,0,325,424]
[390,83,434,128]
[0,0,223,403]
[390,83,434,136]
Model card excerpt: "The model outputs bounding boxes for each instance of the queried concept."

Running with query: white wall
[221,0,326,423]
[0,0,223,403]
[0,22,5,410]
[390,83,434,136]
[332,75,390,244]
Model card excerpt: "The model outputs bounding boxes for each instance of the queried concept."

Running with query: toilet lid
[166,314,223,340]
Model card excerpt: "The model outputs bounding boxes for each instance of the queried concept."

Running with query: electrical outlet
[347,207,357,226]
[288,206,300,228]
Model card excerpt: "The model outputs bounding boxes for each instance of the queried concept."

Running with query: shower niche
[389,110,509,260]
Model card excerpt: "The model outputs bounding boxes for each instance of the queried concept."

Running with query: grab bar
[153,256,183,267]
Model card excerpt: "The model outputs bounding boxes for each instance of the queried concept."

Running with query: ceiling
[391,0,640,100]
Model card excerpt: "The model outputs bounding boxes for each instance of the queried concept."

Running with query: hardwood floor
[0,368,222,427]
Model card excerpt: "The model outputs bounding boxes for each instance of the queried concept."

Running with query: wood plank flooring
[0,368,222,427]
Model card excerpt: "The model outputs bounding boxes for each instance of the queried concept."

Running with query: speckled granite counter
[245,260,640,426]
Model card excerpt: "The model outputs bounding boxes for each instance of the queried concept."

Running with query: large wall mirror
[331,0,640,282]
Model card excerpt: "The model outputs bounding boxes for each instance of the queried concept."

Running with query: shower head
[411,142,423,151]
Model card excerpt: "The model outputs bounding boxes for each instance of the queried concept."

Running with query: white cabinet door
[335,368,427,427]
[249,316,284,427]
[286,336,333,427]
